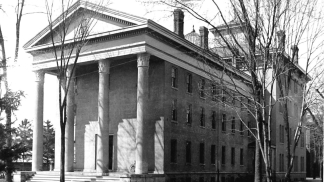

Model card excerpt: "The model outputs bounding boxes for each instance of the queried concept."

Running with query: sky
[0,0,217,128]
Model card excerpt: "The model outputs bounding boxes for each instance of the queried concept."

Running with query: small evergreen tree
[14,119,33,171]
[43,120,55,167]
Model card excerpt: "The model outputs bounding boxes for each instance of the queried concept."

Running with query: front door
[109,135,113,170]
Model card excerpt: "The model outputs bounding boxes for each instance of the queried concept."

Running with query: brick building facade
[24,1,308,182]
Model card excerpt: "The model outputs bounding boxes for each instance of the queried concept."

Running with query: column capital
[98,60,110,74]
[34,70,45,83]
[137,53,150,67]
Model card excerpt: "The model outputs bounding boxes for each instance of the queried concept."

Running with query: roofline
[23,0,147,49]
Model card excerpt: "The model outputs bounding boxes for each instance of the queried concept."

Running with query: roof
[23,0,147,49]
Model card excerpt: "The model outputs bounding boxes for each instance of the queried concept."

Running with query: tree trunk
[255,141,261,182]
[60,125,65,182]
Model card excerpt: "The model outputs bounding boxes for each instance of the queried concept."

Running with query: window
[199,177,204,182]
[211,177,216,182]
[279,125,284,143]
[171,67,178,88]
[301,132,305,147]
[171,139,177,163]
[247,122,251,136]
[279,154,284,172]
[171,99,177,121]
[301,156,304,172]
[221,146,226,165]
[211,111,216,129]
[294,103,298,116]
[186,104,192,124]
[222,89,226,104]
[211,84,217,101]
[231,117,235,133]
[232,92,236,106]
[186,74,192,93]
[222,114,226,132]
[186,141,191,164]
[240,97,244,111]
[200,79,205,98]
[294,156,298,172]
[294,81,298,93]
[240,121,244,136]
[231,147,235,165]
[199,142,205,164]
[211,145,216,165]
[240,148,243,165]
[200,107,205,127]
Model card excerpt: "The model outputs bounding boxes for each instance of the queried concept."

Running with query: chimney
[173,9,184,38]
[199,26,209,49]
[276,30,286,51]
[291,45,299,64]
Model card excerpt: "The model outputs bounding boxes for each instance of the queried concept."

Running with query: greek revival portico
[32,52,151,174]
[24,1,226,180]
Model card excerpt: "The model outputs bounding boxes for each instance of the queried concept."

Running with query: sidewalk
[306,178,322,182]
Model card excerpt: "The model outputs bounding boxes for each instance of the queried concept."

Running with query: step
[28,173,120,182]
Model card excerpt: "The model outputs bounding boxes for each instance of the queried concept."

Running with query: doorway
[109,135,113,170]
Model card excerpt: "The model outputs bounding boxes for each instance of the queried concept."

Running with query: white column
[96,59,110,173]
[135,53,150,174]
[65,66,76,171]
[32,70,45,171]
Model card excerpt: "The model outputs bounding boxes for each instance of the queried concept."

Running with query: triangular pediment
[24,0,147,49]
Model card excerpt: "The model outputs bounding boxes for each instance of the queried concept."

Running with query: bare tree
[140,0,324,182]
[44,0,102,181]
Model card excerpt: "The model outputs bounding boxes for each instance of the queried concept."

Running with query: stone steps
[27,173,120,182]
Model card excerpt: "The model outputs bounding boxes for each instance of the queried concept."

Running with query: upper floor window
[170,139,177,163]
[231,147,235,165]
[247,121,251,136]
[200,107,205,127]
[186,141,191,164]
[211,111,216,129]
[222,89,226,104]
[221,146,226,165]
[171,67,178,88]
[186,74,192,93]
[199,142,205,164]
[232,92,236,106]
[240,121,244,136]
[222,114,226,132]
[279,125,284,143]
[186,104,192,124]
[231,117,235,133]
[301,156,304,172]
[211,84,217,101]
[171,99,177,121]
[200,79,205,98]
[211,144,216,165]
[300,131,305,147]
[240,148,244,165]
[294,81,298,93]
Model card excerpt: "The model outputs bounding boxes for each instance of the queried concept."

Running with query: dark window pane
[171,139,177,163]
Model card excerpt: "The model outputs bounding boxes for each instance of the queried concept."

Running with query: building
[23,1,309,181]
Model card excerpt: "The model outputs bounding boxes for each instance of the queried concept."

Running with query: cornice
[23,0,147,50]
